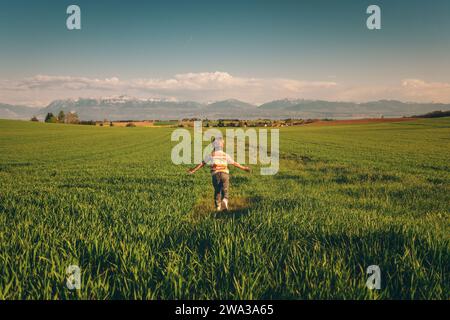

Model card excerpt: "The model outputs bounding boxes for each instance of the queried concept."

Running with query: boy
[188,137,250,211]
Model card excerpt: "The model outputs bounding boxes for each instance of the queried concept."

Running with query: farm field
[0,118,449,299]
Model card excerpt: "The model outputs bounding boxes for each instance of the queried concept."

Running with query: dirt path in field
[190,196,252,220]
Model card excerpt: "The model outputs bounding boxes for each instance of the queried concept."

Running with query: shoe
[222,199,228,211]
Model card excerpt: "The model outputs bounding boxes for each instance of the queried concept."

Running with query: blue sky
[1,0,449,105]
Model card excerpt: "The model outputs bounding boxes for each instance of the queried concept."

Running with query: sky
[0,0,450,106]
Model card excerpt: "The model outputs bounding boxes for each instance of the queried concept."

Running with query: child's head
[212,136,224,151]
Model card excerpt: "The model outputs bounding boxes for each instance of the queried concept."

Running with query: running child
[188,137,250,211]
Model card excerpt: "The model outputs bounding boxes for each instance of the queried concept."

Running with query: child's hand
[187,169,195,174]
[244,166,251,172]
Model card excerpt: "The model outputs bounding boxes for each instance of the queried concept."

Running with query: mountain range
[0,103,39,120]
[1,96,449,121]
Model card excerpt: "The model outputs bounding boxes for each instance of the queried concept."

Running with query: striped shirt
[203,150,235,175]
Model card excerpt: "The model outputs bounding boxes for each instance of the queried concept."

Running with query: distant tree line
[412,110,450,118]
[34,111,81,124]
[179,118,308,128]
[30,114,319,127]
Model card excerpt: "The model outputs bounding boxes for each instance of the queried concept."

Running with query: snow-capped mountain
[1,97,449,121]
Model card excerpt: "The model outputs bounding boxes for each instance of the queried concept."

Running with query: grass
[0,118,448,299]
[153,120,179,126]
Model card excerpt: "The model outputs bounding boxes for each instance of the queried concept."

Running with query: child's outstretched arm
[232,162,251,172]
[187,162,205,174]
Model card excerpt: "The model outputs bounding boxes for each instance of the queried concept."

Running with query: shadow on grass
[214,207,251,220]
[191,196,252,220]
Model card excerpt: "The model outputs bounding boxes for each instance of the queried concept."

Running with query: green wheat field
[0,118,449,299]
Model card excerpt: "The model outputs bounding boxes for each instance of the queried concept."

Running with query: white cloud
[335,79,450,103]
[130,72,255,91]
[0,72,449,105]
[12,75,121,91]
[400,79,450,102]
[0,72,337,105]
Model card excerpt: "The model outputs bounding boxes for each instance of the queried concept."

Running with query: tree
[65,112,80,124]
[44,113,58,123]
[58,110,66,123]
[30,116,39,122]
